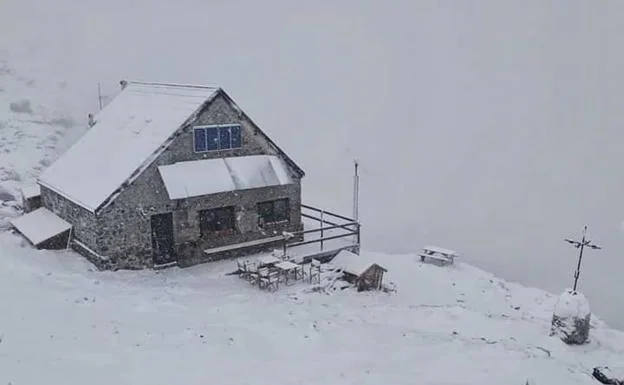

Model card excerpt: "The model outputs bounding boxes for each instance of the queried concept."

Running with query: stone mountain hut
[11,81,306,270]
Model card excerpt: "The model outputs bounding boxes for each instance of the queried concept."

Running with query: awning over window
[10,207,72,247]
[157,155,293,200]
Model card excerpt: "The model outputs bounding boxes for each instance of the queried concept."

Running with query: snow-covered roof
[331,250,386,276]
[157,155,293,199]
[10,207,72,246]
[21,184,40,199]
[37,82,220,212]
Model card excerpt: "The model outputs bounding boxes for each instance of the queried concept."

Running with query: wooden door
[150,213,175,265]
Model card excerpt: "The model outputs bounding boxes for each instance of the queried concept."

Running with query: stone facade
[40,92,304,270]
[40,185,98,250]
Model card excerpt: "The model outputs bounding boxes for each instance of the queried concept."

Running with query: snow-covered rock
[550,289,591,344]
[593,366,624,385]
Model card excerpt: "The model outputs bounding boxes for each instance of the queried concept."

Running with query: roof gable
[38,82,219,212]
[217,90,305,178]
[38,81,304,213]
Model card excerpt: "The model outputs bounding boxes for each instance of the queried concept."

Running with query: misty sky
[1,0,623,328]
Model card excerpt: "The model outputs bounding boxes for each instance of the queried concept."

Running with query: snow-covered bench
[419,246,459,265]
[204,235,284,256]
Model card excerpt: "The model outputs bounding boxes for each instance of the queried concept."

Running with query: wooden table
[275,261,301,284]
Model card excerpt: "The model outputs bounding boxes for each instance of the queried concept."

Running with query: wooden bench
[204,235,284,256]
[419,245,459,265]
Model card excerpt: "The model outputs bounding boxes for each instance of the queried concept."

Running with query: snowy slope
[0,59,84,229]
[1,233,623,385]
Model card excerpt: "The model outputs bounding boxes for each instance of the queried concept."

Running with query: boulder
[550,289,591,344]
[593,366,624,385]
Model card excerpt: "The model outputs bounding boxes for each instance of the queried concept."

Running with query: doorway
[150,212,175,265]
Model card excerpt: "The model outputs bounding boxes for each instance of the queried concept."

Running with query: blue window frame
[194,128,207,152]
[219,127,231,149]
[206,127,219,151]
[193,125,243,153]
[230,125,242,148]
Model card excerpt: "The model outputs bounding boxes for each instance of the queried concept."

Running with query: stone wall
[95,93,303,270]
[98,160,301,269]
[40,185,98,251]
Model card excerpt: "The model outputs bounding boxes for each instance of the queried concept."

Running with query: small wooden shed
[331,250,387,291]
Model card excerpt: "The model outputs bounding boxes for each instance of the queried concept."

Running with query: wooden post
[97,82,103,111]
[320,209,324,251]
[352,160,359,222]
[65,226,73,250]
[352,160,360,245]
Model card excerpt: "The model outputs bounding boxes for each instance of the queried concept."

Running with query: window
[206,127,219,151]
[193,125,242,152]
[219,127,231,149]
[199,206,236,236]
[257,198,290,226]
[230,125,242,148]
[194,128,207,152]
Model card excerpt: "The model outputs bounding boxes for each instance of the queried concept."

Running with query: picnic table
[236,252,320,290]
[419,245,459,265]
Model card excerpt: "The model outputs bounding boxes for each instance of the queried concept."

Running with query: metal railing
[281,204,360,257]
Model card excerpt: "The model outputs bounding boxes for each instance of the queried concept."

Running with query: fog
[2,0,623,328]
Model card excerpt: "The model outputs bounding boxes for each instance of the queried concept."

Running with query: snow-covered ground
[1,232,624,385]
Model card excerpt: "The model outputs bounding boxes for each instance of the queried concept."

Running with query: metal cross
[564,225,601,292]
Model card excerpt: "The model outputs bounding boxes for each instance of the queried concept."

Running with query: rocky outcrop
[593,366,624,385]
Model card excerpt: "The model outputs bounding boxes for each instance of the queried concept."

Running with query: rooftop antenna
[564,225,601,292]
[352,160,360,247]
[97,82,103,111]
[352,159,359,222]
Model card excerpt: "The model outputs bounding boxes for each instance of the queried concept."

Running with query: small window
[194,128,207,152]
[219,127,231,149]
[257,198,290,226]
[230,126,242,148]
[193,125,243,152]
[199,206,236,236]
[206,127,219,151]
